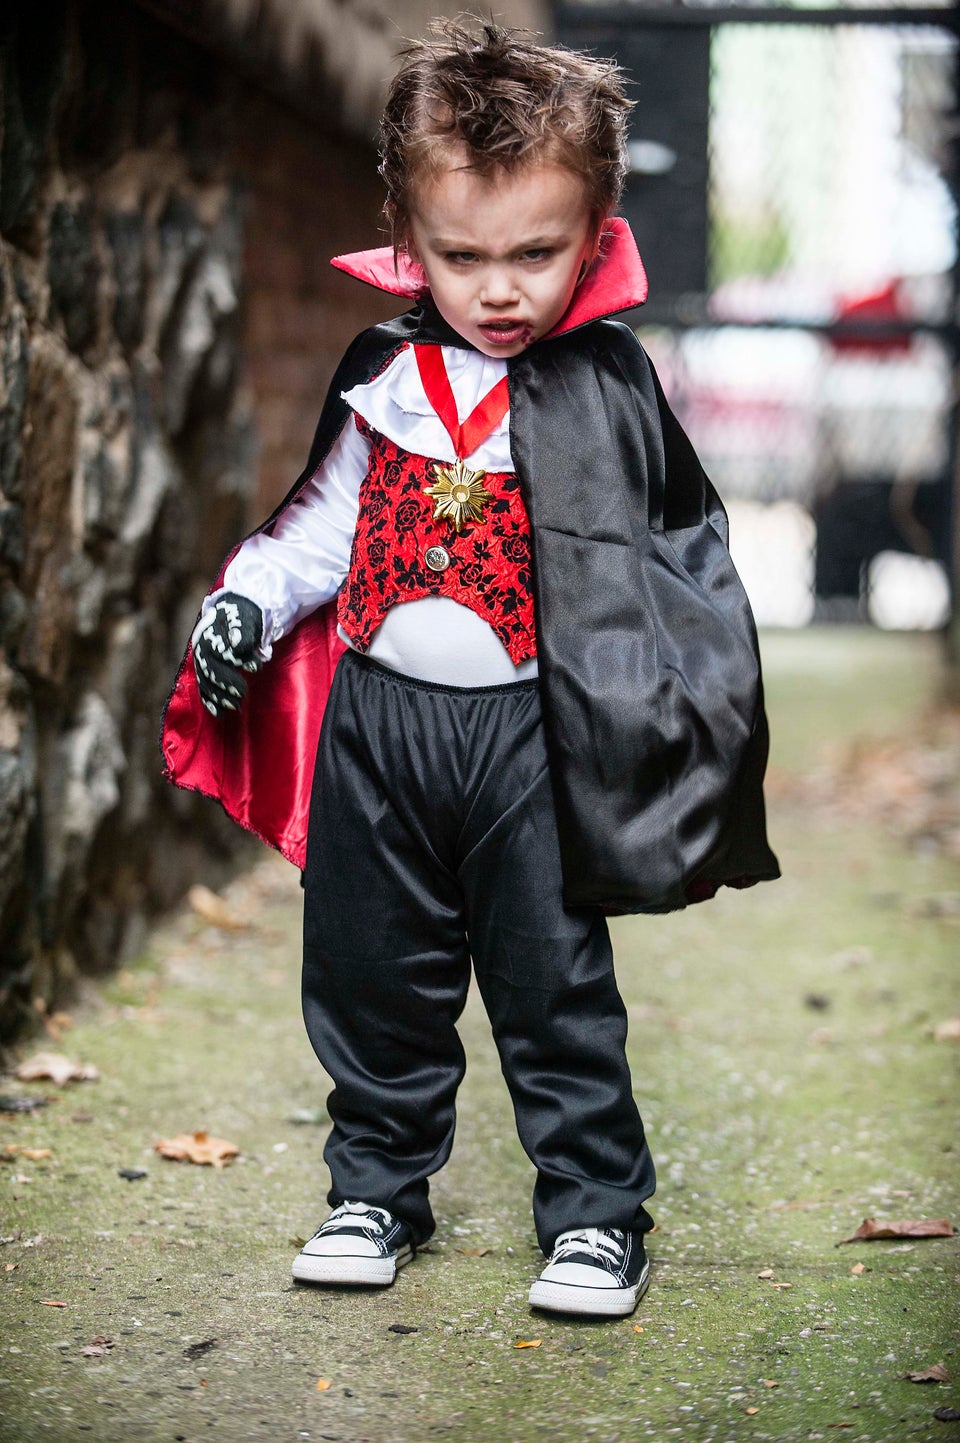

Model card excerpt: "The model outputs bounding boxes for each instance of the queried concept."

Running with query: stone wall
[0,0,396,1037]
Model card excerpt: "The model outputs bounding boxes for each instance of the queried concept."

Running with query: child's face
[406,154,597,358]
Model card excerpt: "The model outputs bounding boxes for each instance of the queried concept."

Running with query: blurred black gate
[556,2,959,631]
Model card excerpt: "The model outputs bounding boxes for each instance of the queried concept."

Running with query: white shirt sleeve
[199,419,370,659]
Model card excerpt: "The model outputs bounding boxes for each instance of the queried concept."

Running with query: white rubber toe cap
[538,1261,620,1289]
[300,1235,381,1259]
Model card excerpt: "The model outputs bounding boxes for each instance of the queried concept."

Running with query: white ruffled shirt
[203,345,538,686]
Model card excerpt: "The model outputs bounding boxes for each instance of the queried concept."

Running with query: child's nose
[479,266,521,307]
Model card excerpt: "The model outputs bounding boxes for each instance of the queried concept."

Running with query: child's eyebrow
[430,233,568,253]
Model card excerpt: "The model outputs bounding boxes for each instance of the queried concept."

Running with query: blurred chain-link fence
[557,3,958,629]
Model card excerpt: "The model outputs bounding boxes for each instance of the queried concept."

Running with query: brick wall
[0,0,411,1038]
[235,94,397,516]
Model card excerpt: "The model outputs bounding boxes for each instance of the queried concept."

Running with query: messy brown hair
[380,18,633,255]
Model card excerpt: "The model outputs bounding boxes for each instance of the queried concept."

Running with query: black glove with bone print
[192,592,263,716]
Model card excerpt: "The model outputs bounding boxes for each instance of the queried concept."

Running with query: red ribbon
[414,345,510,460]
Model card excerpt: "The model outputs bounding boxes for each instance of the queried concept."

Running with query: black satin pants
[302,650,656,1252]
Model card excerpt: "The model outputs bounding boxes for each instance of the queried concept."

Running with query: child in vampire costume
[162,22,779,1319]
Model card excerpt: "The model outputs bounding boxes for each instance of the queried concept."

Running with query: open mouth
[477,320,531,347]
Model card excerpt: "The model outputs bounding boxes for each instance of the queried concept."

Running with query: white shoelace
[551,1227,625,1265]
[317,1201,392,1238]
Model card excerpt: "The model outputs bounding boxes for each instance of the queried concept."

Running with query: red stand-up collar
[330,217,648,337]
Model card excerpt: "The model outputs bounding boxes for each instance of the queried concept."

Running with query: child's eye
[445,251,478,265]
[521,248,553,262]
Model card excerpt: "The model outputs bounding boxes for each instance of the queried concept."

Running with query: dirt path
[2,630,958,1443]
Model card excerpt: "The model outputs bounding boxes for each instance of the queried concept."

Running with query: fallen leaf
[763,1380,779,1388]
[316,1378,332,1391]
[839,1217,953,1244]
[183,1338,217,1360]
[745,1406,759,1415]
[515,1339,542,1349]
[155,1131,239,1168]
[632,1324,644,1333]
[933,1018,960,1042]
[770,1281,793,1289]
[39,1300,66,1308]
[455,1247,490,1257]
[4,1263,18,1272]
[82,1336,115,1357]
[39,1007,74,1043]
[13,1053,99,1086]
[905,1363,950,1384]
[3,1146,52,1162]
[187,885,250,931]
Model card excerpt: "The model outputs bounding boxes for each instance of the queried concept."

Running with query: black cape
[249,302,780,913]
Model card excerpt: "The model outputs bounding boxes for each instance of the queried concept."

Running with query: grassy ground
[1,629,958,1443]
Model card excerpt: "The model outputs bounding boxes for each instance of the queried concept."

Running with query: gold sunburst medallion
[423,458,495,534]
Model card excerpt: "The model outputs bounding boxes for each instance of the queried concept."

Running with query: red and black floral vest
[337,416,537,664]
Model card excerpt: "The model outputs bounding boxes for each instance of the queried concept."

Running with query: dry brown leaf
[42,1010,72,1044]
[154,1131,240,1168]
[36,1008,74,1043]
[745,1407,758,1416]
[756,1268,774,1278]
[762,1380,779,1389]
[770,1281,793,1289]
[316,1378,332,1392]
[850,1262,866,1275]
[839,1217,953,1244]
[82,1336,115,1357]
[4,1145,52,1162]
[515,1339,542,1349]
[905,1363,950,1384]
[933,1018,960,1042]
[13,1053,99,1086]
[187,885,250,931]
[39,1299,66,1308]
[4,1263,18,1272]
[632,1324,644,1334]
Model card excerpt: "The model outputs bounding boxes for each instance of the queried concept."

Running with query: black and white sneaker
[528,1226,650,1317]
[292,1201,415,1286]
